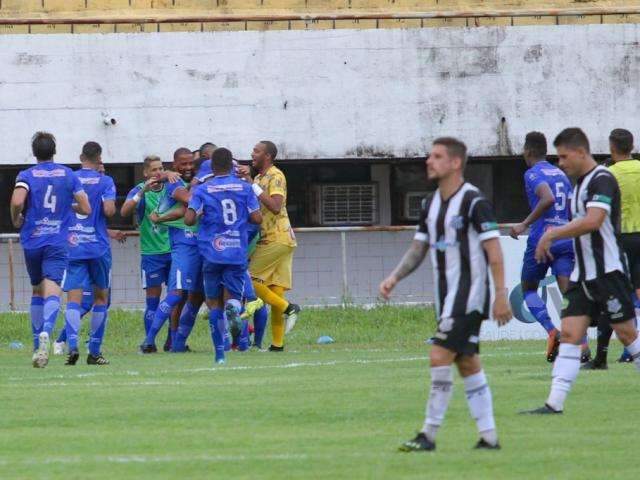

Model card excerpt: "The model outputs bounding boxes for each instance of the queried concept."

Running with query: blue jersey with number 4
[15,162,84,250]
[68,168,116,260]
[189,175,260,265]
[524,160,572,245]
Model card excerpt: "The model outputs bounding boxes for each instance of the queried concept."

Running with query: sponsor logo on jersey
[206,184,243,193]
[213,236,242,251]
[79,177,100,185]
[433,237,459,251]
[33,169,66,178]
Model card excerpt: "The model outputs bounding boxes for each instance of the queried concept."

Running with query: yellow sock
[269,285,286,348]
[253,281,289,312]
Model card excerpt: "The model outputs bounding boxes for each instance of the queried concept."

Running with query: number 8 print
[221,199,237,225]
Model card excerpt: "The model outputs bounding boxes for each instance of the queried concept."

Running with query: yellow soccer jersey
[609,159,640,233]
[255,165,297,247]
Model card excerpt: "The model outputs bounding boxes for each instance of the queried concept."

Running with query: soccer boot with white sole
[399,433,435,452]
[284,303,301,334]
[241,298,264,319]
[519,404,563,415]
[474,439,501,450]
[32,332,50,368]
[65,350,80,366]
[87,353,110,365]
[53,341,66,356]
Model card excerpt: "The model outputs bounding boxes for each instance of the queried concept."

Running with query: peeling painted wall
[0,24,639,165]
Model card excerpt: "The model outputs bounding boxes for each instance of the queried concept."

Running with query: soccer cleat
[65,350,80,366]
[546,329,560,363]
[139,344,157,354]
[215,358,226,365]
[617,352,633,363]
[53,341,66,356]
[251,345,267,352]
[519,404,563,415]
[474,439,501,450]
[32,332,50,368]
[284,303,301,334]
[268,345,284,352]
[399,433,435,452]
[581,359,608,370]
[581,347,592,364]
[87,353,110,365]
[241,298,264,319]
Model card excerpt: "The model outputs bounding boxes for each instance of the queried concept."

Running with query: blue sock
[238,319,250,352]
[56,328,67,343]
[253,306,268,348]
[145,293,182,346]
[173,302,198,352]
[208,308,225,362]
[89,305,108,356]
[64,302,82,352]
[43,295,61,336]
[30,296,44,350]
[524,291,555,333]
[143,297,160,336]
[80,293,94,318]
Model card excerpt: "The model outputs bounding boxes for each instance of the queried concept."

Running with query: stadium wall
[1,23,639,165]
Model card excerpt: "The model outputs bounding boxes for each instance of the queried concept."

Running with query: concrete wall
[1,24,639,165]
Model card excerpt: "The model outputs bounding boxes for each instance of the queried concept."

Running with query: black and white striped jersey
[570,165,626,282]
[414,182,500,320]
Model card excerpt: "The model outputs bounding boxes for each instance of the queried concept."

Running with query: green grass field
[0,306,636,479]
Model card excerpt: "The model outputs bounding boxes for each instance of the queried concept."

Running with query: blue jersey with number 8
[524,160,572,246]
[188,175,260,265]
[15,162,84,250]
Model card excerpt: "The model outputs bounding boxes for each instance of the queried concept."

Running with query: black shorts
[561,271,635,325]
[432,312,484,356]
[621,233,640,289]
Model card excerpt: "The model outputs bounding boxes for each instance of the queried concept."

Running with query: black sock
[595,316,613,364]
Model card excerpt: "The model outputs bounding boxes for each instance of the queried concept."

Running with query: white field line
[4,351,541,387]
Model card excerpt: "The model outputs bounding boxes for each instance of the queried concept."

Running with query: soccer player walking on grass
[523,128,640,415]
[380,137,512,452]
[10,132,91,368]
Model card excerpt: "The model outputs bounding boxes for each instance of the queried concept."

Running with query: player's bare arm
[257,191,283,215]
[249,210,263,225]
[10,186,28,229]
[73,191,91,216]
[150,203,186,224]
[103,199,116,218]
[183,207,198,226]
[120,178,159,217]
[482,237,512,325]
[379,239,429,300]
[510,183,555,238]
[535,207,607,263]
[171,186,192,204]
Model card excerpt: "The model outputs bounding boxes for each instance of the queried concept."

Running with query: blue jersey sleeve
[102,176,117,201]
[195,160,212,182]
[15,169,30,191]
[188,188,204,214]
[126,184,145,220]
[167,180,188,200]
[525,170,546,194]
[70,171,84,195]
[126,184,142,200]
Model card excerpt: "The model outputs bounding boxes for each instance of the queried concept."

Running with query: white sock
[546,343,581,411]
[421,366,453,442]
[625,335,640,372]
[463,370,497,445]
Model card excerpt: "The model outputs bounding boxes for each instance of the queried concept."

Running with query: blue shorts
[23,245,69,286]
[203,261,247,300]
[63,253,112,291]
[521,240,575,283]
[243,271,256,300]
[141,253,172,289]
[168,243,203,292]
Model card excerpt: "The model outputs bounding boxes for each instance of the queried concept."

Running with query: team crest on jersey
[68,233,80,246]
[607,297,622,314]
[449,215,464,230]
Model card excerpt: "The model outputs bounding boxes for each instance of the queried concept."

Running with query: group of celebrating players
[381,127,640,452]
[10,133,301,369]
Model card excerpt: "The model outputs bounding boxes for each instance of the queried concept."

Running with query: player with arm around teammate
[380,137,512,452]
[185,147,262,365]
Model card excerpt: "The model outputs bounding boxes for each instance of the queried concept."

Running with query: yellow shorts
[249,242,296,290]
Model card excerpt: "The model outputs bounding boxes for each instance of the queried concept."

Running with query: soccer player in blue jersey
[510,132,577,362]
[141,148,204,353]
[185,147,262,364]
[10,132,91,368]
[193,142,216,184]
[62,142,116,365]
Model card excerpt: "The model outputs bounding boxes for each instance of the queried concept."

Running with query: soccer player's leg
[86,255,111,365]
[62,260,90,366]
[140,253,170,336]
[23,247,46,354]
[242,271,267,350]
[222,265,249,352]
[203,261,225,364]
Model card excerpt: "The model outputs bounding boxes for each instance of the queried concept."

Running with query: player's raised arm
[184,188,203,227]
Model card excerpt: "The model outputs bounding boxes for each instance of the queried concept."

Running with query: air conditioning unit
[309,183,378,226]
[403,192,429,221]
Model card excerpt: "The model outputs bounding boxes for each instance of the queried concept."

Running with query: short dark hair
[553,128,590,153]
[524,131,547,158]
[609,128,634,155]
[211,147,233,173]
[143,155,162,169]
[432,137,468,169]
[82,141,102,162]
[31,132,56,161]
[259,140,278,161]
[199,142,217,157]
[173,147,192,161]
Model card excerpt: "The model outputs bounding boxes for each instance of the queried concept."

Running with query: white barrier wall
[1,24,640,165]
